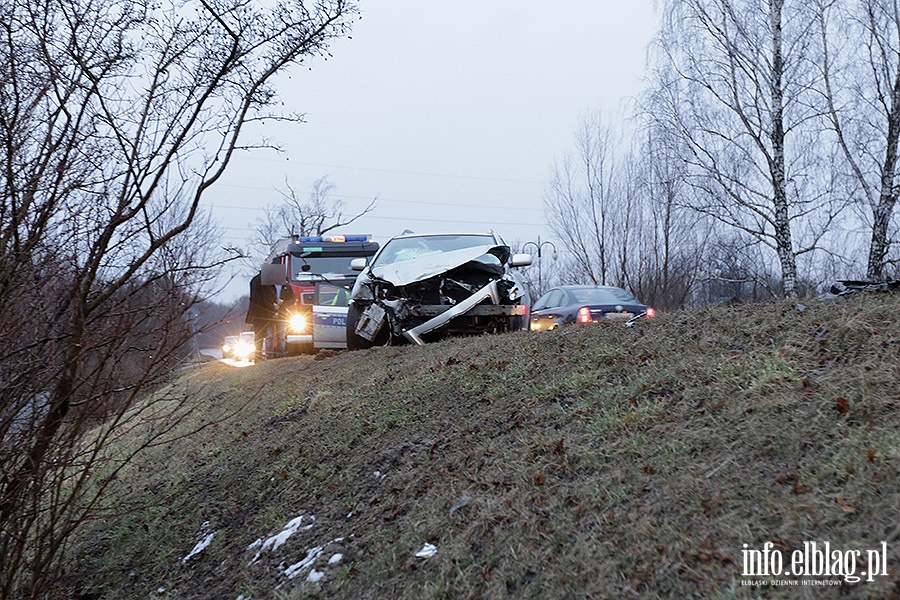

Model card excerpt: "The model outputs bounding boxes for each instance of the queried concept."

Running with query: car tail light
[576,306,592,324]
[645,307,656,318]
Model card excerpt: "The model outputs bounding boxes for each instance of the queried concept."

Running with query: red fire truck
[259,234,379,354]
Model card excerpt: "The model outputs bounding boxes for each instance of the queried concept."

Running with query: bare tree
[0,0,356,595]
[251,175,376,258]
[545,110,706,308]
[697,232,781,303]
[818,0,900,280]
[630,126,710,309]
[545,110,620,286]
[649,0,844,298]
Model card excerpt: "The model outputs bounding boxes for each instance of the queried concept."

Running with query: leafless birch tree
[649,0,842,297]
[818,0,900,279]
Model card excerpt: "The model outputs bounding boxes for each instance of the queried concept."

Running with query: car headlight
[233,340,254,358]
[289,313,307,333]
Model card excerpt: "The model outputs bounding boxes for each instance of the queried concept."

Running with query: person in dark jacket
[246,272,277,359]
[268,281,296,358]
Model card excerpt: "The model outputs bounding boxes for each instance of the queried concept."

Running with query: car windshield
[290,255,361,281]
[372,234,497,267]
[570,287,641,305]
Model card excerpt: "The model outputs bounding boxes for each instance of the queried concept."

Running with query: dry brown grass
[66,293,900,599]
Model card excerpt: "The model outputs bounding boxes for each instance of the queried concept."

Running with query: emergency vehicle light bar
[296,235,370,243]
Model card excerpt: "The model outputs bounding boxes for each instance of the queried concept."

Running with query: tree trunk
[866,63,900,280]
[769,0,798,297]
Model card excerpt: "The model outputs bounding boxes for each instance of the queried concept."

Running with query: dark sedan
[529,285,655,331]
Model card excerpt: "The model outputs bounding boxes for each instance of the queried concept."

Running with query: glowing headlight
[233,340,254,359]
[289,313,307,333]
[222,343,232,353]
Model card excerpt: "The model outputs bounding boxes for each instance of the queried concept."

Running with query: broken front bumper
[402,279,526,345]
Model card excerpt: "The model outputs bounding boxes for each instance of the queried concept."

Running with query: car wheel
[509,315,528,332]
[346,303,392,350]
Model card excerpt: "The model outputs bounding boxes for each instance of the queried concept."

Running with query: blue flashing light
[297,235,370,243]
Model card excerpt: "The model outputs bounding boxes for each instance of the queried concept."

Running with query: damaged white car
[345,233,533,348]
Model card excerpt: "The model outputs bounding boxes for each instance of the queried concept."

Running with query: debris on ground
[826,279,900,297]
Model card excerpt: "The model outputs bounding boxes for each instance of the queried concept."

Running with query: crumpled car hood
[369,244,509,287]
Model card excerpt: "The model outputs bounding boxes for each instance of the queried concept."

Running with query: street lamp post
[522,236,557,298]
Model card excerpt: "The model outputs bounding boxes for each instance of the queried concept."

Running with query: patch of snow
[283,545,323,579]
[182,532,216,564]
[415,543,437,558]
[328,553,343,565]
[249,515,315,565]
[307,569,325,583]
[282,536,345,580]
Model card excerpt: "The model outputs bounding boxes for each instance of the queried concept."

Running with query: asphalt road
[199,347,223,361]
[200,347,256,368]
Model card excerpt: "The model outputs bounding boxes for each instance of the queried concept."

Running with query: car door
[529,289,567,331]
[312,281,352,349]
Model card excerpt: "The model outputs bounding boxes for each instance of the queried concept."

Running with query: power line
[206,195,545,213]
[218,212,541,233]
[230,155,545,185]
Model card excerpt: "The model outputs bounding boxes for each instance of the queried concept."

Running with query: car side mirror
[350,258,368,271]
[510,253,533,268]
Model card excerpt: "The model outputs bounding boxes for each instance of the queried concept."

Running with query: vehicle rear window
[570,288,640,305]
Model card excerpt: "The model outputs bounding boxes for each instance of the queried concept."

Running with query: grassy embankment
[67,293,900,599]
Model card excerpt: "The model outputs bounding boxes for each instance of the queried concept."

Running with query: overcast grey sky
[204,2,661,300]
